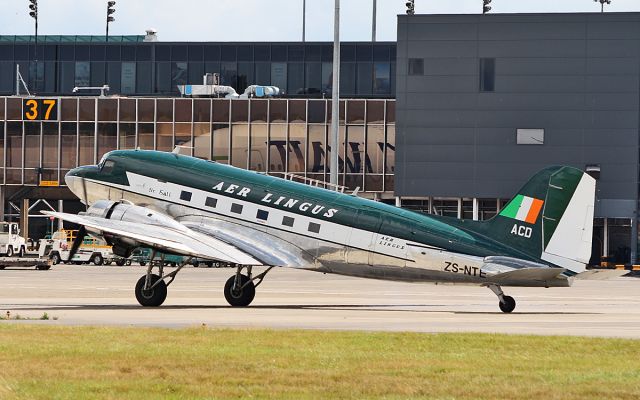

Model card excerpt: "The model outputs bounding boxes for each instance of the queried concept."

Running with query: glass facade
[0,38,396,98]
[0,96,395,193]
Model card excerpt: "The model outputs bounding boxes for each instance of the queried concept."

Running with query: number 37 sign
[23,98,58,121]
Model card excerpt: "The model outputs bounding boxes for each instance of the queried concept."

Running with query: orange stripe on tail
[525,198,544,224]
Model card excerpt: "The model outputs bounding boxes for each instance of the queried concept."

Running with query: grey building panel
[404,128,476,145]
[396,12,640,218]
[587,40,640,58]
[494,76,586,93]
[403,145,475,163]
[497,58,587,76]
[405,76,478,93]
[476,94,587,111]
[586,21,640,40]
[423,58,478,76]
[408,41,478,58]
[585,94,639,110]
[408,23,478,40]
[478,40,586,58]
[404,93,479,110]
[587,58,640,75]
[583,129,639,146]
[586,75,640,93]
[479,22,587,40]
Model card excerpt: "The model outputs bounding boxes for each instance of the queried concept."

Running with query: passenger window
[180,191,192,201]
[231,203,243,214]
[308,222,321,233]
[257,210,269,221]
[282,216,294,227]
[205,197,218,208]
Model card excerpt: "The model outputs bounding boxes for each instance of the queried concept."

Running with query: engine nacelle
[81,200,187,257]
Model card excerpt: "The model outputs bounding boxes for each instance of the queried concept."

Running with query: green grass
[0,325,638,399]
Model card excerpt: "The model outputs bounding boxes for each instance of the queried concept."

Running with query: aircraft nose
[65,166,97,204]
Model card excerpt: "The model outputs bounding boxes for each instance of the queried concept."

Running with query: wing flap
[42,211,262,265]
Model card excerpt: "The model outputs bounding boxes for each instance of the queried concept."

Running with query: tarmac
[1,264,639,338]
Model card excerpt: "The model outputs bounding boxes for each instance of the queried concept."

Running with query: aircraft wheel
[91,254,103,266]
[50,253,61,265]
[499,296,516,313]
[135,274,167,307]
[5,246,13,257]
[224,275,255,307]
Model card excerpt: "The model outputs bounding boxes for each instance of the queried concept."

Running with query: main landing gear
[133,250,274,307]
[134,251,189,307]
[487,284,516,313]
[223,265,274,307]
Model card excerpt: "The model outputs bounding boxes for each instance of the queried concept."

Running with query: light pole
[594,0,611,13]
[372,0,377,42]
[28,0,38,94]
[106,1,116,42]
[330,0,340,188]
[302,0,306,42]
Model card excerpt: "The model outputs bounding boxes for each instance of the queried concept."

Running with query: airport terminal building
[2,12,640,264]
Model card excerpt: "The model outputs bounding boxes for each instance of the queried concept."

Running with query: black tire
[91,253,103,266]
[206,262,213,268]
[115,258,126,266]
[224,275,255,307]
[125,260,132,266]
[18,246,25,258]
[192,260,200,268]
[140,261,146,267]
[36,265,51,271]
[5,246,13,257]
[170,262,177,268]
[0,266,5,270]
[50,253,61,265]
[499,296,516,313]
[135,274,167,307]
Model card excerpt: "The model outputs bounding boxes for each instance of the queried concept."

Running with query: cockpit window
[101,160,115,174]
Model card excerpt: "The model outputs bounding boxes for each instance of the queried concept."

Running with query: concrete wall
[396,13,640,218]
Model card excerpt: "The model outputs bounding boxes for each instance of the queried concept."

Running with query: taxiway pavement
[1,264,639,338]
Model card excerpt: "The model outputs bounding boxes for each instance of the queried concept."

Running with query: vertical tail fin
[482,166,595,273]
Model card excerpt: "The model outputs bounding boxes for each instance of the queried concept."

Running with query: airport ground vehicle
[0,222,27,257]
[39,229,116,265]
[128,248,187,267]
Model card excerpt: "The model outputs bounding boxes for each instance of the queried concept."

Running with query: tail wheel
[499,296,516,313]
[91,254,103,266]
[224,275,255,307]
[5,246,13,257]
[135,274,167,307]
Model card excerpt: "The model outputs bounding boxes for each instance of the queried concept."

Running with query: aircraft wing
[42,210,263,265]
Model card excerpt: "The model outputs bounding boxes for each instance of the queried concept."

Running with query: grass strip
[0,325,638,399]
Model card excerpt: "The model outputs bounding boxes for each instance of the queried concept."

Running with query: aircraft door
[346,208,382,266]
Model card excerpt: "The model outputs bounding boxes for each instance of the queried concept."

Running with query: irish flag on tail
[499,195,544,224]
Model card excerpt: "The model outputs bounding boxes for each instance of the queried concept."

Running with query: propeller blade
[67,226,86,262]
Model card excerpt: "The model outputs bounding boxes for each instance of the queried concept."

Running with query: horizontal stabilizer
[575,270,628,280]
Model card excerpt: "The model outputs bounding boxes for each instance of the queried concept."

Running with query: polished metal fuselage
[71,176,571,288]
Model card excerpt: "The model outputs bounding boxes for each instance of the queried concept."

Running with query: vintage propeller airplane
[44,149,618,313]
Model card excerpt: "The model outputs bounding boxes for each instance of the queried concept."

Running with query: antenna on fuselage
[172,145,194,155]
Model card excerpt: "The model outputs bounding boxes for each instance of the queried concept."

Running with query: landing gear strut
[487,284,516,313]
[134,250,189,307]
[224,265,273,307]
